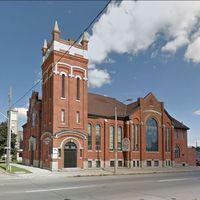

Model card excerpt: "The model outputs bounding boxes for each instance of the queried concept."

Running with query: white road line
[25,185,97,193]
[157,178,186,183]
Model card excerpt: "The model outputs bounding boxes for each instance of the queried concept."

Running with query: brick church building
[22,22,196,171]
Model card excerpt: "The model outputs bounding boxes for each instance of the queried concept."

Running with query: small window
[118,160,123,167]
[174,146,180,158]
[88,161,92,168]
[168,160,171,166]
[110,160,115,167]
[137,160,140,167]
[76,77,80,100]
[61,109,65,123]
[61,74,65,98]
[96,160,101,168]
[76,111,80,124]
[154,160,159,167]
[133,160,136,167]
[147,160,152,167]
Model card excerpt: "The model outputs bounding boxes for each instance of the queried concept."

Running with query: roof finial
[82,32,89,42]
[53,20,60,32]
[81,32,89,50]
[43,39,47,49]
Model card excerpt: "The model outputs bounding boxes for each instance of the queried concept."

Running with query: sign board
[122,138,130,151]
[52,148,58,159]
[53,148,58,154]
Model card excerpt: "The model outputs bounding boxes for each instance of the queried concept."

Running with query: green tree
[0,121,17,160]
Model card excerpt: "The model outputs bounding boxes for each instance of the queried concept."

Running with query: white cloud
[162,34,189,54]
[88,68,111,88]
[15,107,28,119]
[185,37,200,63]
[193,109,200,116]
[87,1,200,87]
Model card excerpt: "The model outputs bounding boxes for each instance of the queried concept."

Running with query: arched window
[165,127,171,152]
[49,76,52,98]
[76,77,80,100]
[109,126,114,150]
[32,112,36,127]
[88,124,92,150]
[146,118,158,152]
[132,124,140,151]
[61,109,65,123]
[61,74,65,98]
[174,146,180,158]
[95,124,101,150]
[118,127,122,150]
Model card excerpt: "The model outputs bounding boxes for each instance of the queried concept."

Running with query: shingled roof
[88,93,189,130]
[164,109,189,130]
[88,93,139,118]
[88,93,127,118]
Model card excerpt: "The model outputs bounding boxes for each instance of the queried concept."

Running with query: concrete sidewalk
[9,163,200,179]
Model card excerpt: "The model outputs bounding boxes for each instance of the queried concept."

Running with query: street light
[114,98,133,174]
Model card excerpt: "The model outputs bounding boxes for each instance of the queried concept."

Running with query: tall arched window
[76,77,80,100]
[109,126,114,150]
[88,124,92,150]
[95,124,101,150]
[132,124,140,151]
[61,74,65,98]
[32,112,36,127]
[146,118,158,152]
[49,76,52,98]
[118,127,122,150]
[174,146,180,158]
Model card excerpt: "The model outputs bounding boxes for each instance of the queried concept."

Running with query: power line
[11,0,112,108]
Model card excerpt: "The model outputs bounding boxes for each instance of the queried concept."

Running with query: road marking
[157,178,186,183]
[25,185,98,193]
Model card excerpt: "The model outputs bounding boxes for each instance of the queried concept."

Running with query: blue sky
[0,1,200,146]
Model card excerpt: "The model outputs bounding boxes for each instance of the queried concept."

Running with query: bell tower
[41,21,89,170]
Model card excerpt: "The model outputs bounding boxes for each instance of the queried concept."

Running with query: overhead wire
[11,0,112,108]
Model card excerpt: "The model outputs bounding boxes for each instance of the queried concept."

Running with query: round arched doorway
[64,142,77,168]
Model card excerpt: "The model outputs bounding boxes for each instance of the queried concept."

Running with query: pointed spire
[81,32,89,50]
[82,32,89,42]
[42,39,48,56]
[52,20,60,41]
[53,20,60,33]
[43,39,48,49]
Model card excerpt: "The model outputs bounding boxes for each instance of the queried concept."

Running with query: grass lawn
[0,163,31,174]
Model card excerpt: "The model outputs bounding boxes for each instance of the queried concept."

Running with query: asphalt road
[1,171,200,200]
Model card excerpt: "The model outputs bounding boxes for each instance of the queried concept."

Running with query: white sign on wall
[51,148,58,159]
[122,138,130,152]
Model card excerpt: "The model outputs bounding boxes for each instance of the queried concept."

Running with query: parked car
[196,159,200,166]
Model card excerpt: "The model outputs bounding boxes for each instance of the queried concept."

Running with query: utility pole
[114,98,133,174]
[6,87,12,171]
[114,106,117,174]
